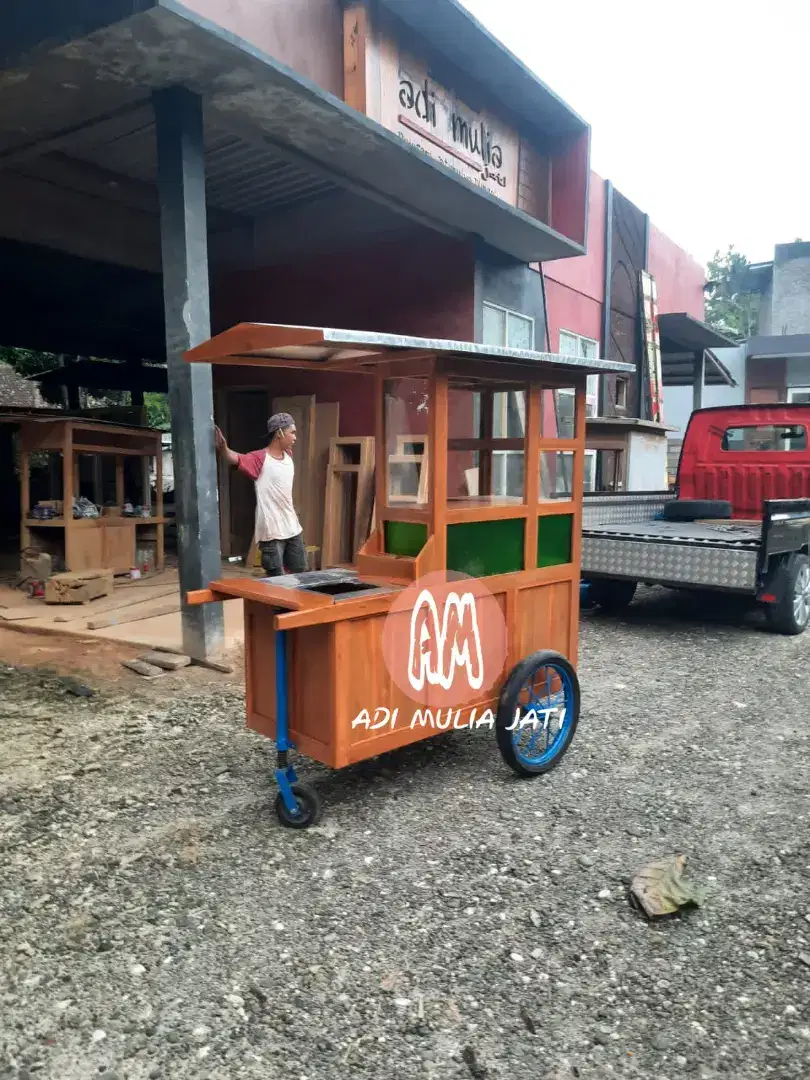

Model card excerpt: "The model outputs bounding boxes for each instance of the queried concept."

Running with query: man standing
[214,412,308,577]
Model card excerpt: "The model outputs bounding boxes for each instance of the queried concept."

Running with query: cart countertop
[195,569,402,614]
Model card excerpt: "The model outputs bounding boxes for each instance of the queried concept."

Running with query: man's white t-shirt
[237,449,301,542]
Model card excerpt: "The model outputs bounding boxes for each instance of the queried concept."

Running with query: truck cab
[677,404,810,518]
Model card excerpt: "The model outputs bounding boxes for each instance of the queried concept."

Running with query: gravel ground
[1,586,809,1080]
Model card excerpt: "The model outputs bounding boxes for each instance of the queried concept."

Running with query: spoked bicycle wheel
[495,650,580,777]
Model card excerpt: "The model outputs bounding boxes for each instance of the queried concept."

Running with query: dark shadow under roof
[658,312,738,354]
[659,313,739,387]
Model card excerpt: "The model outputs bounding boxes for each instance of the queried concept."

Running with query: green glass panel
[384,521,427,558]
[537,514,573,568]
[446,519,524,577]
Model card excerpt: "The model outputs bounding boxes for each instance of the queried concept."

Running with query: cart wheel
[496,651,580,778]
[274,783,323,829]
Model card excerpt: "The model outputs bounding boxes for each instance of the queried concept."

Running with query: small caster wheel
[274,783,323,829]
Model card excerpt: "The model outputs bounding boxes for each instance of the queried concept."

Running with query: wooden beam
[0,170,160,273]
[429,373,449,568]
[343,4,369,113]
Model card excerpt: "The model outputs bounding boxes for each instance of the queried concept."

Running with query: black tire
[496,651,581,778]
[588,578,637,613]
[274,783,323,829]
[663,499,732,522]
[764,553,810,635]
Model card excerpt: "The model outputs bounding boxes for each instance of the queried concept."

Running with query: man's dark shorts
[259,532,308,576]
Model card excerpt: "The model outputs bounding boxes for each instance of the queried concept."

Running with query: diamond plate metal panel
[582,493,674,527]
[582,537,758,591]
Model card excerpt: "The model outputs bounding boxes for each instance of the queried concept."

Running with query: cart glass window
[541,387,578,439]
[384,378,429,506]
[540,451,576,501]
[447,380,527,505]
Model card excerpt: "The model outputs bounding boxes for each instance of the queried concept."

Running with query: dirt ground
[0,626,243,692]
[1,587,809,1080]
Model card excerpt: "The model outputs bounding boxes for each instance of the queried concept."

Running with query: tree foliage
[705,246,759,343]
[144,393,170,430]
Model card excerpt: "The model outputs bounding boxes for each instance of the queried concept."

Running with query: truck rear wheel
[587,578,637,613]
[765,553,810,635]
[663,498,732,522]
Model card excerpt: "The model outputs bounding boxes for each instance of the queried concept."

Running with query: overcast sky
[460,0,810,268]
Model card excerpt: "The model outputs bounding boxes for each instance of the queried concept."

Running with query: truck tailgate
[582,519,761,591]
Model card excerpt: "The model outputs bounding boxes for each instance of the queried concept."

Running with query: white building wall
[664,346,746,444]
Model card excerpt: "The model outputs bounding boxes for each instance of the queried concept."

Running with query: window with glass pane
[448,380,526,503]
[492,388,526,497]
[483,302,534,351]
[583,450,596,492]
[384,378,429,505]
[559,330,599,416]
[506,312,534,350]
[540,387,577,439]
[477,303,532,500]
[540,451,575,500]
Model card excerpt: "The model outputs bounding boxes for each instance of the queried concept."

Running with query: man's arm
[214,426,239,468]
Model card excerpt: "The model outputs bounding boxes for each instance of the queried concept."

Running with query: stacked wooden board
[321,437,375,568]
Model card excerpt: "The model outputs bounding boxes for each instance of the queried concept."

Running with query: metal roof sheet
[186,323,635,375]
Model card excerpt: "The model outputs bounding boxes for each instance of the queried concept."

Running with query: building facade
[0,0,709,651]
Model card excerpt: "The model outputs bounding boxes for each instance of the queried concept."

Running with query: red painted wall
[550,133,591,249]
[212,230,476,440]
[183,0,344,98]
[647,223,705,319]
[544,171,606,351]
[543,174,706,349]
[213,367,375,439]
[213,231,475,342]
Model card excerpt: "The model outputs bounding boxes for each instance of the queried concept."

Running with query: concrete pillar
[154,86,224,660]
[693,350,705,412]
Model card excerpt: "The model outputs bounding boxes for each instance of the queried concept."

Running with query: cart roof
[185,323,635,375]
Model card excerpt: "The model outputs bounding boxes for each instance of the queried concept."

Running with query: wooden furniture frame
[8,416,165,574]
[186,325,632,787]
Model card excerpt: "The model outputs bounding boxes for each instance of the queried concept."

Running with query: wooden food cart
[186,325,633,827]
[10,416,165,574]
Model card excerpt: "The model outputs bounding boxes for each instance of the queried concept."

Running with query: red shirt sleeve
[236,449,266,481]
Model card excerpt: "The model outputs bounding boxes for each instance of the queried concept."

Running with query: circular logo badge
[381,570,508,708]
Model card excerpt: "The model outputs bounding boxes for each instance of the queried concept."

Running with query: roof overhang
[0,1,584,264]
[659,313,739,387]
[378,0,587,139]
[186,323,635,376]
[747,334,810,360]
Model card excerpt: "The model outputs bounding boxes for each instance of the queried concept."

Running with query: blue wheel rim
[511,661,575,768]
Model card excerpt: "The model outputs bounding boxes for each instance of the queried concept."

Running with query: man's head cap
[267,412,295,437]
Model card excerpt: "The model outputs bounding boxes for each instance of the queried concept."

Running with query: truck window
[721,425,808,452]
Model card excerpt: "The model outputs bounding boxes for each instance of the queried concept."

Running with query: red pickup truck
[581,404,810,633]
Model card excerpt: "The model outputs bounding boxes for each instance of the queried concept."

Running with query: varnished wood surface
[204,577,335,611]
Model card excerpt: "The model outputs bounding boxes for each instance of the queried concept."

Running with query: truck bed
[581,493,762,591]
[584,519,761,547]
